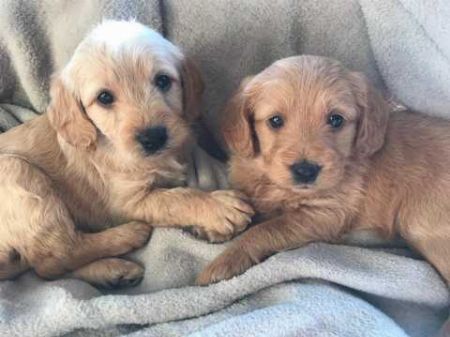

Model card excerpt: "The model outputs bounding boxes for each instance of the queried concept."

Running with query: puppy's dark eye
[154,74,172,92]
[97,91,114,106]
[268,115,284,129]
[328,113,345,129]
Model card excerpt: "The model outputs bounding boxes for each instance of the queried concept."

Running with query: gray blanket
[0,1,449,337]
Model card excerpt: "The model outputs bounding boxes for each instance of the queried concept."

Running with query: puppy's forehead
[62,20,185,96]
[251,56,357,115]
[266,56,349,92]
[64,20,183,81]
[86,20,182,62]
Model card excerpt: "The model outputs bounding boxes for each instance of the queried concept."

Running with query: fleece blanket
[0,1,449,337]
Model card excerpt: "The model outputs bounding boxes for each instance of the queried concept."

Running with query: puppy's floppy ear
[47,75,97,149]
[349,72,390,158]
[180,57,204,122]
[221,76,257,158]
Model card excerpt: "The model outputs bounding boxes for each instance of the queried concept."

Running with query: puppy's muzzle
[290,160,322,184]
[136,125,168,155]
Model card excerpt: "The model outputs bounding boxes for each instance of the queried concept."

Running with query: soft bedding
[0,1,449,336]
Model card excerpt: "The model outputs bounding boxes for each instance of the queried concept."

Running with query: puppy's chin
[288,181,326,196]
[138,145,180,161]
[266,174,317,195]
[266,167,332,194]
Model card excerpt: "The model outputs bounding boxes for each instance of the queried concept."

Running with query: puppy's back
[376,110,450,179]
[363,110,450,236]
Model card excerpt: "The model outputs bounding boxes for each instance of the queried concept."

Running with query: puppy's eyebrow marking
[154,67,179,82]
[252,105,278,119]
[83,89,115,108]
[254,113,285,122]
[153,72,179,85]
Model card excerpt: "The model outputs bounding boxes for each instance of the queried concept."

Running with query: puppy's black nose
[136,126,168,155]
[290,160,322,184]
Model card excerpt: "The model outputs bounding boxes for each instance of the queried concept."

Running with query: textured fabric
[1,237,448,337]
[0,1,449,337]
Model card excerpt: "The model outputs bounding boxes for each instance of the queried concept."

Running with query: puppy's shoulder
[376,109,450,175]
[387,109,450,134]
[0,115,56,154]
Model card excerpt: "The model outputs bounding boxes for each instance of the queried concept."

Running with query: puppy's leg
[197,212,345,285]
[0,156,152,281]
[408,236,450,283]
[29,220,152,280]
[117,187,254,243]
[400,210,450,284]
[69,258,144,289]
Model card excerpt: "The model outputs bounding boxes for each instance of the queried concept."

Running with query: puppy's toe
[124,221,153,247]
[185,225,232,243]
[107,271,144,289]
[196,265,227,286]
[204,231,233,243]
[109,221,153,255]
[196,261,237,286]
[104,260,144,289]
[196,249,254,286]
[183,226,206,239]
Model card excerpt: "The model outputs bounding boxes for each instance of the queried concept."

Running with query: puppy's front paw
[193,190,254,243]
[73,258,144,289]
[102,259,144,289]
[196,248,255,285]
[109,221,153,255]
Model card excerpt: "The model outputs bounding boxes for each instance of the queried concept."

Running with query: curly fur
[198,55,450,286]
[0,20,253,288]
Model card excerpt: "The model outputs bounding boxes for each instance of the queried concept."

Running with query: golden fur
[197,55,450,285]
[0,21,253,288]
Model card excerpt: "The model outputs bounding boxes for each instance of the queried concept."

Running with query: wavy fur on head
[198,55,450,286]
[0,20,253,288]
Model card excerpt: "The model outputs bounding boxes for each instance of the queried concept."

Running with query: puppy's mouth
[293,183,314,189]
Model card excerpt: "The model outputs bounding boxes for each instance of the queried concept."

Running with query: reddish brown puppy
[197,55,450,285]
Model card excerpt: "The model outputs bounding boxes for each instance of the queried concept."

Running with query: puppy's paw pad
[103,262,144,289]
[108,272,143,289]
[187,226,233,243]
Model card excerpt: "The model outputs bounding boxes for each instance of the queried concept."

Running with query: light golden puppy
[197,55,450,285]
[0,20,253,288]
